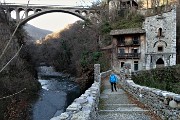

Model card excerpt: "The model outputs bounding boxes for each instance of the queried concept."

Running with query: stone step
[99,104,137,110]
[99,109,149,114]
[97,112,151,120]
[99,95,130,104]
[99,105,144,111]
[101,89,125,95]
[104,104,137,107]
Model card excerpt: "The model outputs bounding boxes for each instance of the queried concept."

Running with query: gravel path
[97,76,152,120]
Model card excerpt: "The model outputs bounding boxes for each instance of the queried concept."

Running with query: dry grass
[124,89,162,120]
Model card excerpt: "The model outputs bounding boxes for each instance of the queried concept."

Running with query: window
[121,62,124,68]
[132,48,138,53]
[118,36,125,45]
[158,46,163,52]
[158,28,162,37]
[134,61,138,71]
[151,56,153,63]
[119,48,125,54]
[133,36,139,44]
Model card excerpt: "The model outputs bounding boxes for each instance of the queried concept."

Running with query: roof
[110,28,145,36]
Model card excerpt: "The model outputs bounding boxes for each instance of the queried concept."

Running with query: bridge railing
[120,79,180,120]
[50,64,111,120]
[0,3,90,8]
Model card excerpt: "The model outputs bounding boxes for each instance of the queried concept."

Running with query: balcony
[117,53,141,59]
[133,40,140,45]
[117,40,140,46]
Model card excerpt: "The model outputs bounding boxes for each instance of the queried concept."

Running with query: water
[31,66,80,120]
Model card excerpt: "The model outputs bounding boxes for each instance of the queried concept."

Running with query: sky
[2,0,100,32]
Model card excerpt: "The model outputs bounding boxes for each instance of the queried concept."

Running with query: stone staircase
[97,79,152,120]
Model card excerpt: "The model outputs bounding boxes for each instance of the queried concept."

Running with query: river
[30,66,80,120]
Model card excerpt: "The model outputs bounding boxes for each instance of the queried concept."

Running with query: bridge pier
[25,10,28,18]
[6,10,12,21]
[15,9,20,21]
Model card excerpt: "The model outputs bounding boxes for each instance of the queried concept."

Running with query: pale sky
[3,0,100,31]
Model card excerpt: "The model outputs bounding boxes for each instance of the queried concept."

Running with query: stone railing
[120,79,180,120]
[51,64,111,120]
[100,70,111,79]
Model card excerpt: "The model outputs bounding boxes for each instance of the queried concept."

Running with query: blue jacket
[109,74,117,83]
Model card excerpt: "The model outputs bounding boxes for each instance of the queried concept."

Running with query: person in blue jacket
[109,73,117,92]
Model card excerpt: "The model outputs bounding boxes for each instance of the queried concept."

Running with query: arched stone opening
[156,58,164,68]
[27,9,34,16]
[158,28,162,37]
[35,9,42,13]
[10,9,16,19]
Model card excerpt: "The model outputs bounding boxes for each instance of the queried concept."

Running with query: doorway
[156,58,164,68]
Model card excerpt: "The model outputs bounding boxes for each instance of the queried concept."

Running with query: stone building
[110,6,180,72]
[110,28,146,72]
[109,0,138,20]
[109,0,138,10]
[144,7,177,70]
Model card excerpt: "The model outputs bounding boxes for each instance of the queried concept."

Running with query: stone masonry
[120,79,180,120]
[144,6,176,70]
[50,64,111,120]
[111,6,178,73]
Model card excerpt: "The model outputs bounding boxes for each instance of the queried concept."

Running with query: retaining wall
[120,79,180,120]
[51,65,111,120]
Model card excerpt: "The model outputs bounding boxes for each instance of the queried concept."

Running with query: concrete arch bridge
[0,3,100,25]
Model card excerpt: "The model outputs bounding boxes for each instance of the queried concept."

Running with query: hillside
[0,11,40,119]
[24,24,52,41]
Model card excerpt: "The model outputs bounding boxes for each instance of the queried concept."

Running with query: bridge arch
[19,9,89,26]
[35,8,42,13]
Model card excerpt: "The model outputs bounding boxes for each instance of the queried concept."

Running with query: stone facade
[111,6,178,73]
[144,7,176,70]
[120,79,180,120]
[50,65,111,120]
[176,5,180,63]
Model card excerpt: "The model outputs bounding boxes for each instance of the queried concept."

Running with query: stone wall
[120,79,180,120]
[50,65,111,120]
[176,5,180,64]
[100,70,112,79]
[144,6,176,70]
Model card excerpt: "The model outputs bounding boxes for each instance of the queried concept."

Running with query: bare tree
[137,0,144,9]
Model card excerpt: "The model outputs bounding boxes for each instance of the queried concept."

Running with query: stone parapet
[50,65,111,120]
[100,70,111,79]
[120,80,180,120]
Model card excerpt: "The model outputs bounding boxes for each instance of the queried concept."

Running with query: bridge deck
[97,76,161,120]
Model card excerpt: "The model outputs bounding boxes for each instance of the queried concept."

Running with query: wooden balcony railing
[117,53,141,59]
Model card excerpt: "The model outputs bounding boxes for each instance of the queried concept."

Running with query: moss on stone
[132,65,180,94]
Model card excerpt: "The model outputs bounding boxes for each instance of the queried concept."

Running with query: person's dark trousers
[110,82,117,92]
